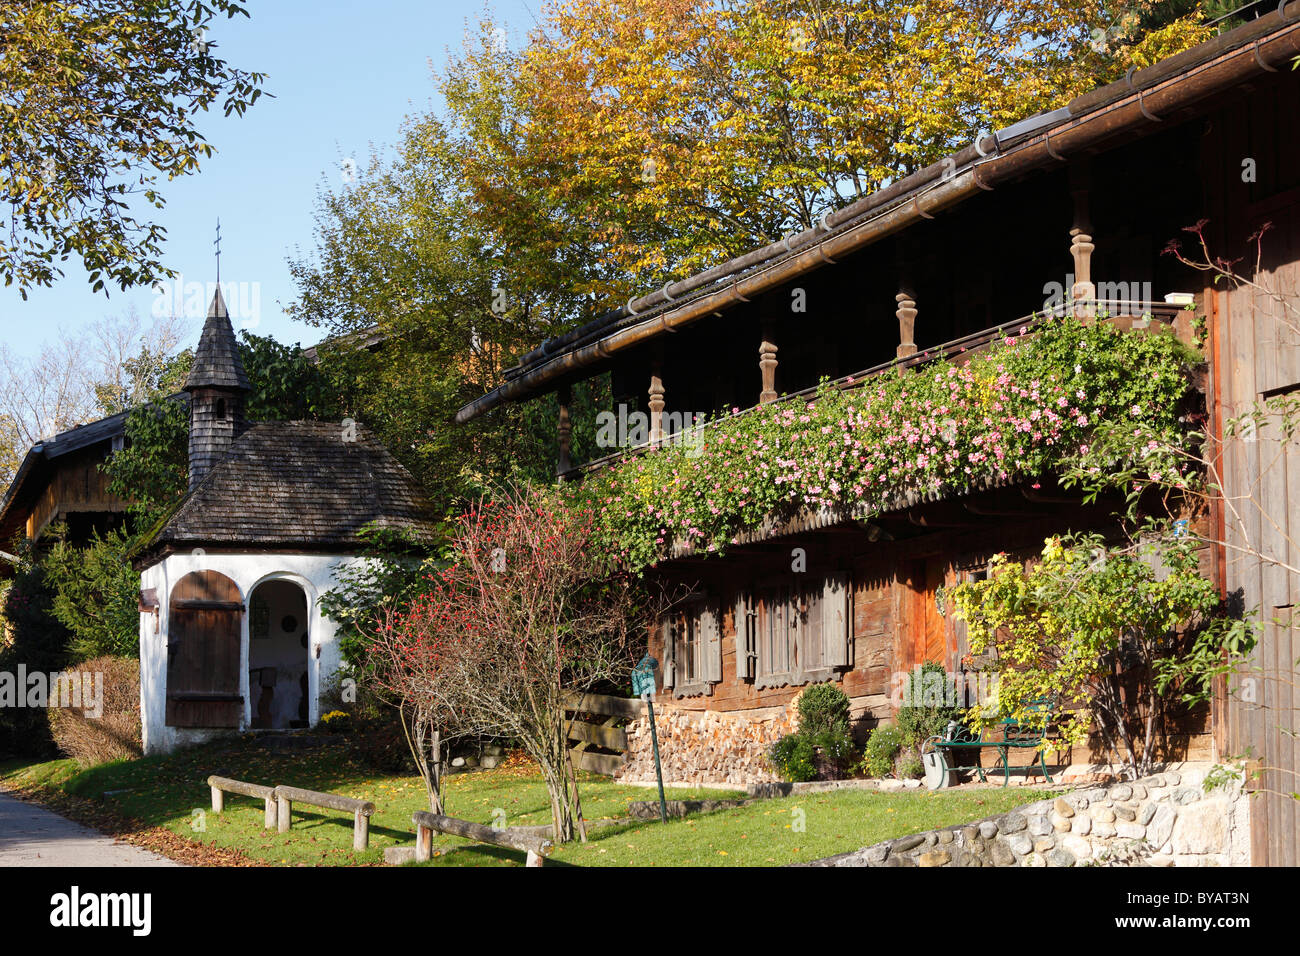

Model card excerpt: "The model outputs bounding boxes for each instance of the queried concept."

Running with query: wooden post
[759,319,778,403]
[264,796,277,830]
[648,363,665,444]
[277,794,291,833]
[415,820,433,862]
[211,786,224,814]
[895,291,918,358]
[556,384,573,476]
[526,850,544,867]
[1070,163,1095,319]
[353,810,370,851]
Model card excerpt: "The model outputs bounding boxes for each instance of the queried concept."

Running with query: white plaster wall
[138,551,360,755]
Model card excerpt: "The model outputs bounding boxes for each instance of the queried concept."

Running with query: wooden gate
[563,691,645,776]
[166,570,244,728]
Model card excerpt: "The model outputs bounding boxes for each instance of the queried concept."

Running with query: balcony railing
[565,300,1189,479]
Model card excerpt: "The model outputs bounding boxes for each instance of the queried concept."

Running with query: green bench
[922,700,1055,789]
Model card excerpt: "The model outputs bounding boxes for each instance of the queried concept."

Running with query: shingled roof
[185,286,250,392]
[134,421,440,562]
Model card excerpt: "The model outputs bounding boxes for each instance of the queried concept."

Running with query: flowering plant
[574,317,1197,571]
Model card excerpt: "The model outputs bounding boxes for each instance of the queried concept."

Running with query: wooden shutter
[701,601,722,683]
[734,593,756,680]
[660,616,676,688]
[166,571,243,728]
[822,571,851,668]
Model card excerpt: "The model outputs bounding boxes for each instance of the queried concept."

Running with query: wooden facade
[1203,66,1300,867]
[0,410,131,552]
[457,13,1300,861]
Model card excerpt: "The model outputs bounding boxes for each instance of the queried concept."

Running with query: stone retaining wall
[809,765,1250,867]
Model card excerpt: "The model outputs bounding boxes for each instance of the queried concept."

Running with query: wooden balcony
[566,300,1192,479]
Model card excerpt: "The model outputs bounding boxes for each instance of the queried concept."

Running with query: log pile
[616,701,796,786]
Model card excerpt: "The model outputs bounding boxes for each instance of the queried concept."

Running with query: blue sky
[0,0,541,360]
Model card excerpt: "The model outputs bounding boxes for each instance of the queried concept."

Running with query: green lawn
[0,741,1049,867]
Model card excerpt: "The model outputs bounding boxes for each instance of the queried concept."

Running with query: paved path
[0,789,178,866]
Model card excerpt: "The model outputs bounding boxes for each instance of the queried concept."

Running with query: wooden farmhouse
[0,410,132,561]
[456,9,1300,864]
[130,289,440,754]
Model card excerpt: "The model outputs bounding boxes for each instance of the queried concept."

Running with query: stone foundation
[809,764,1250,867]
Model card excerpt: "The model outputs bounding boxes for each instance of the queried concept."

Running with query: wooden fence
[563,691,645,776]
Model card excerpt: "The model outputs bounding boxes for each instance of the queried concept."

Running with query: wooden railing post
[1070,165,1095,320]
[759,319,778,403]
[353,810,370,851]
[415,819,433,862]
[277,793,291,833]
[648,363,665,444]
[895,291,918,358]
[556,384,573,476]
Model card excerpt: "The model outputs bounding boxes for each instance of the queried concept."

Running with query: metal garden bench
[922,700,1055,789]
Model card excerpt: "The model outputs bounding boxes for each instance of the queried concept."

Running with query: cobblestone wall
[810,766,1250,867]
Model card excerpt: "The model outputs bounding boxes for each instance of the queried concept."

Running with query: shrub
[797,682,851,738]
[898,752,925,780]
[864,724,903,778]
[768,733,817,783]
[48,655,141,767]
[809,726,857,780]
[0,539,69,759]
[896,661,964,750]
[42,525,141,660]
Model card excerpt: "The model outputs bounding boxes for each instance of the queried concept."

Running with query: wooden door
[166,570,244,728]
[901,559,949,675]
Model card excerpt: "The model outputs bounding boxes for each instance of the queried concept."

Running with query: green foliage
[239,331,341,423]
[0,1,266,294]
[580,318,1195,572]
[797,682,851,738]
[768,733,816,783]
[896,661,964,750]
[41,525,141,660]
[105,396,190,528]
[948,530,1253,776]
[864,725,903,779]
[0,537,69,758]
[319,523,445,712]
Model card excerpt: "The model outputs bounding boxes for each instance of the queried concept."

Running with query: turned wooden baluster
[896,291,918,359]
[759,320,778,404]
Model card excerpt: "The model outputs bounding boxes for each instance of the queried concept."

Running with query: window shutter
[734,593,756,680]
[660,617,676,688]
[702,601,722,683]
[822,571,851,668]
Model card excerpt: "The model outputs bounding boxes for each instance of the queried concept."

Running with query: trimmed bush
[797,682,851,738]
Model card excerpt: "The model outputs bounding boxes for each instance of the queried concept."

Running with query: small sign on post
[633,654,668,824]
